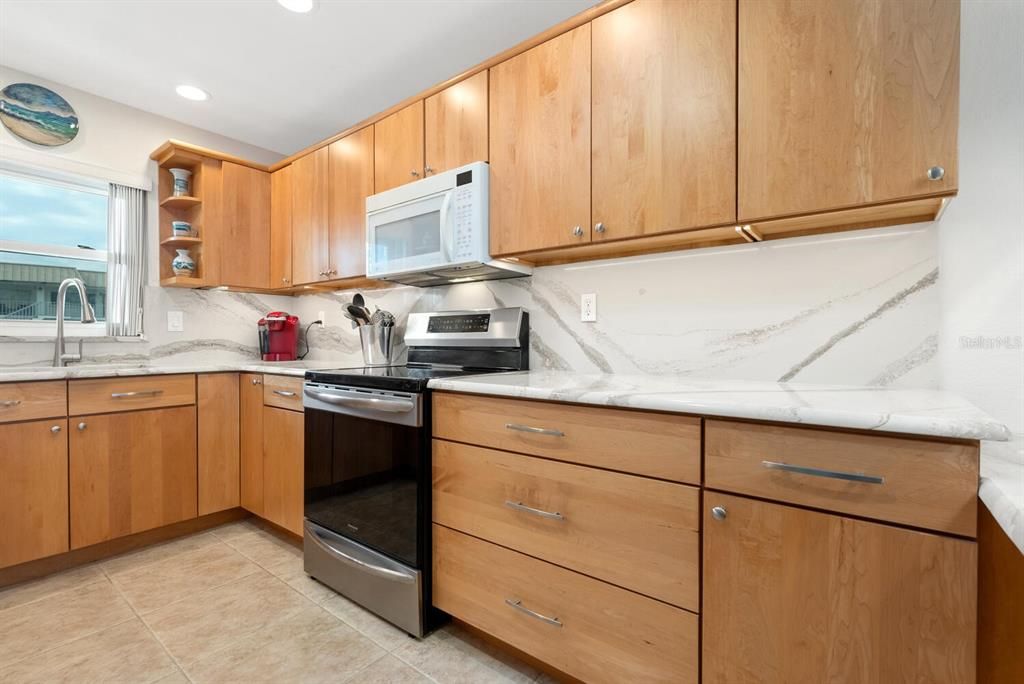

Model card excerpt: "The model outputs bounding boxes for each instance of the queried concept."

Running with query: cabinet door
[592,0,735,240]
[239,374,264,515]
[197,373,239,515]
[489,24,591,255]
[703,493,977,683]
[220,162,271,289]
[0,419,68,568]
[290,147,330,285]
[262,406,304,536]
[270,166,293,289]
[374,101,424,193]
[328,126,374,279]
[738,0,959,220]
[70,407,198,549]
[424,70,488,175]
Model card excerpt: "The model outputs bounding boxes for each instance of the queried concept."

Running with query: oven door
[366,188,455,278]
[303,383,426,568]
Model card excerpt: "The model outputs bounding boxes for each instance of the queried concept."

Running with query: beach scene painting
[0,82,79,146]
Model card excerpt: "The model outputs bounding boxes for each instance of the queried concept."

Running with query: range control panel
[427,313,491,334]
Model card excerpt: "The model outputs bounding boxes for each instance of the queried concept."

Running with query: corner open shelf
[159,195,202,209]
[154,145,218,287]
[160,275,206,288]
[159,236,203,247]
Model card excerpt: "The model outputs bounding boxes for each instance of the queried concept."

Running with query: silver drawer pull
[761,460,885,485]
[505,598,563,627]
[505,500,565,521]
[273,390,297,397]
[505,423,565,437]
[1,400,22,407]
[111,390,163,398]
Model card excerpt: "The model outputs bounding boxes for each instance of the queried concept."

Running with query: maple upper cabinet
[738,0,960,221]
[374,100,425,193]
[424,70,488,175]
[702,493,977,683]
[489,24,591,255]
[220,162,271,289]
[270,166,293,289]
[290,146,331,285]
[591,0,736,241]
[328,126,374,280]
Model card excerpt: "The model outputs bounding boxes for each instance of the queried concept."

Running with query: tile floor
[0,520,547,684]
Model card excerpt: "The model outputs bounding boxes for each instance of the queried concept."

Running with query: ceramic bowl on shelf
[171,220,193,237]
[171,248,196,276]
[168,167,192,196]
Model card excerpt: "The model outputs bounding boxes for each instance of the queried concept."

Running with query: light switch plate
[581,293,597,322]
[167,310,184,332]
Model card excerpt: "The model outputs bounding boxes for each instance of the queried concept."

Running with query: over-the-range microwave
[365,161,532,286]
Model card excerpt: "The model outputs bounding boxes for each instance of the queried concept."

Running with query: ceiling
[0,0,599,156]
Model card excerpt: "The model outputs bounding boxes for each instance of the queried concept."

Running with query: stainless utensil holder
[359,324,393,367]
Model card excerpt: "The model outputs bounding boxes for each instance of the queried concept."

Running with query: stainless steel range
[301,307,529,637]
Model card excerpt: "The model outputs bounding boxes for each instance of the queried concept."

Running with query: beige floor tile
[184,603,386,683]
[394,624,539,684]
[151,670,190,684]
[0,580,135,669]
[0,617,177,684]
[102,531,222,577]
[0,563,106,612]
[321,593,416,652]
[142,571,313,665]
[268,556,340,605]
[346,654,434,683]
[111,543,264,614]
[221,529,303,570]
[208,518,264,543]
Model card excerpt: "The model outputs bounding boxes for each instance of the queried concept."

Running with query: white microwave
[365,161,531,286]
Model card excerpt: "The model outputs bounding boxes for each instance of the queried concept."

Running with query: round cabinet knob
[572,225,584,238]
[282,277,290,284]
[927,165,945,181]
[251,378,261,385]
[410,170,421,178]
[77,422,87,431]
[424,166,434,175]
[50,425,61,434]
[594,222,606,234]
[711,506,727,521]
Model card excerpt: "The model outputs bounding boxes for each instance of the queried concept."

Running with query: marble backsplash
[0,224,940,388]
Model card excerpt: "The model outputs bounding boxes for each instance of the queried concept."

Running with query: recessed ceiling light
[278,0,316,12]
[176,85,209,101]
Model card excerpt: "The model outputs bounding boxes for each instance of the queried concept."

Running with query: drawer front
[705,419,979,536]
[263,375,303,412]
[0,381,66,423]
[433,524,698,684]
[433,392,701,483]
[433,440,700,610]
[68,375,196,415]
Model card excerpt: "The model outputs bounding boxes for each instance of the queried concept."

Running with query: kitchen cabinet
[290,146,331,285]
[197,373,239,515]
[0,419,69,568]
[591,0,736,241]
[270,166,293,289]
[424,70,488,175]
[70,406,198,549]
[262,405,304,536]
[489,24,591,255]
[374,100,424,193]
[328,126,374,280]
[702,493,977,683]
[240,373,265,515]
[738,0,960,220]
[220,162,271,289]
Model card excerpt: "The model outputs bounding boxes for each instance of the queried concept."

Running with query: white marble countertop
[980,435,1024,554]
[0,360,341,382]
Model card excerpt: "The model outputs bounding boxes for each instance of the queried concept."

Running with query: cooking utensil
[352,293,365,309]
[346,304,371,325]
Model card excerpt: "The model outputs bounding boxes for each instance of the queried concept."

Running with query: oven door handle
[304,388,415,413]
[306,524,416,584]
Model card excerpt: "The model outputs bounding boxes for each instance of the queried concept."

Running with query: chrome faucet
[53,277,97,367]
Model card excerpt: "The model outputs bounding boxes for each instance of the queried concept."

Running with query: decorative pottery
[171,220,193,237]
[0,83,79,146]
[169,168,192,196]
[171,249,196,276]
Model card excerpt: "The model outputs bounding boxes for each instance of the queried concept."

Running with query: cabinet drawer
[705,419,979,536]
[0,381,66,423]
[68,375,196,415]
[263,375,303,412]
[433,440,699,610]
[433,392,700,483]
[433,524,698,684]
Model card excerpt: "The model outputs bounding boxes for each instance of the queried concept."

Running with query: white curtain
[106,183,147,336]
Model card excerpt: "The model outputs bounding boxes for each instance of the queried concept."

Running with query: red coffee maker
[258,312,299,361]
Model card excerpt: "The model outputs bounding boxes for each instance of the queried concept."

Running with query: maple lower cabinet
[702,493,977,683]
[270,166,293,288]
[328,126,374,280]
[489,23,591,255]
[738,0,960,221]
[591,0,736,241]
[0,419,69,568]
[374,101,425,192]
[290,146,331,285]
[70,407,198,549]
[240,373,265,515]
[424,70,488,175]
[262,405,304,536]
[197,373,239,515]
[220,162,271,289]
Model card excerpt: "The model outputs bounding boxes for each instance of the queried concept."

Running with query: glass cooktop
[304,365,502,392]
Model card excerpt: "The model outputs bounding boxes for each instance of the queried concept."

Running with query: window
[0,170,108,331]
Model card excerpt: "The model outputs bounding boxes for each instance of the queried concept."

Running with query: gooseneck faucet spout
[53,277,97,367]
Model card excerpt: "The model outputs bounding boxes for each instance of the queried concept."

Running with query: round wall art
[0,82,79,146]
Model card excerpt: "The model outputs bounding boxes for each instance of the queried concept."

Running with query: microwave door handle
[440,191,454,262]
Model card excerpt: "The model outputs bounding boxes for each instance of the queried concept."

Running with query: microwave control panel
[452,184,478,261]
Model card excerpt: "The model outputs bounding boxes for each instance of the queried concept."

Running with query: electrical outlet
[580,293,597,322]
[167,310,184,332]
[317,310,326,327]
